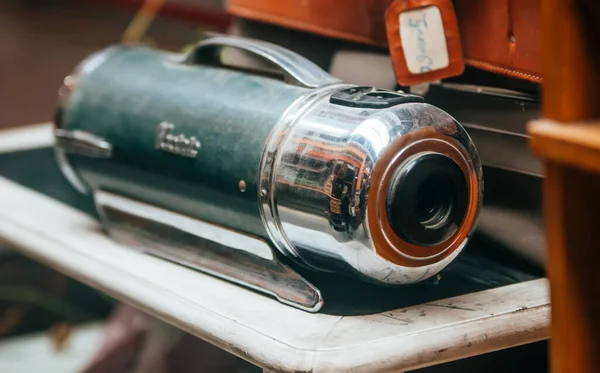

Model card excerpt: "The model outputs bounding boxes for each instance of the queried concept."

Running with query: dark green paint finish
[63,46,308,237]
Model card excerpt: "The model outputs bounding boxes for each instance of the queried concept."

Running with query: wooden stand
[0,123,551,372]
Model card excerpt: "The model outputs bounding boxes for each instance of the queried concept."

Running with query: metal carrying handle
[186,35,341,89]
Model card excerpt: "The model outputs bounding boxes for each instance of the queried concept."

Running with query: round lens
[414,175,454,230]
[386,153,469,247]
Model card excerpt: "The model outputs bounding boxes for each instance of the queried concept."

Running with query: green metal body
[62,46,309,237]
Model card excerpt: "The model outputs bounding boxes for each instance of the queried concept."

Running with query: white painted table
[0,124,550,372]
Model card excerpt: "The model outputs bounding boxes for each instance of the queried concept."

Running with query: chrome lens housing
[259,86,483,284]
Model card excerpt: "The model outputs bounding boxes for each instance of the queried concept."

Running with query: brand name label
[156,122,200,159]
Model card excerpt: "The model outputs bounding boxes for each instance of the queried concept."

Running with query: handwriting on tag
[399,6,449,74]
[385,0,464,86]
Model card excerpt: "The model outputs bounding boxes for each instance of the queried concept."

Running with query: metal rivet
[260,189,267,197]
[239,180,246,192]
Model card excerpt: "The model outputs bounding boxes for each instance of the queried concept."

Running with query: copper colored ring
[366,128,480,267]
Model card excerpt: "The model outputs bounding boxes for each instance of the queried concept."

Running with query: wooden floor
[0,0,197,129]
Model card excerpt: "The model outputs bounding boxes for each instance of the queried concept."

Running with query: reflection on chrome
[261,90,482,284]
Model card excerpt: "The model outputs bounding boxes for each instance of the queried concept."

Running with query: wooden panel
[541,0,600,122]
[543,165,600,373]
[529,120,600,174]
[533,0,600,372]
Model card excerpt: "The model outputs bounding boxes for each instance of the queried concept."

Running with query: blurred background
[0,0,230,129]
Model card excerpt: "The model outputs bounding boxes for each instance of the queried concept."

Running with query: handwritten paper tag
[385,0,464,86]
[399,6,449,74]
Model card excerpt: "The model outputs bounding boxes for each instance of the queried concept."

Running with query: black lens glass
[386,153,469,247]
[414,175,454,229]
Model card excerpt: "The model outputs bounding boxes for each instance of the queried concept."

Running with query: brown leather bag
[225,0,542,83]
[226,0,393,46]
[454,0,541,82]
